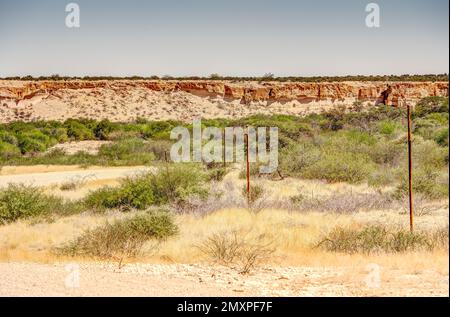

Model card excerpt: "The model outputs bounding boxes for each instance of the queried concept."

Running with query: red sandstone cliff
[0,80,447,122]
[0,80,447,105]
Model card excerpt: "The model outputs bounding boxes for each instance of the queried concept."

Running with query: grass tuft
[317,225,449,254]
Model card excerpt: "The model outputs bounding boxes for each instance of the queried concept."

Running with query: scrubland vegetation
[0,96,448,271]
[58,210,177,263]
[4,73,448,82]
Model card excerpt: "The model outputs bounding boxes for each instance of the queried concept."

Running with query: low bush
[94,119,115,140]
[377,120,401,136]
[58,210,178,260]
[395,166,448,200]
[0,141,20,159]
[0,130,18,145]
[17,129,54,154]
[64,120,95,140]
[301,151,375,183]
[242,184,264,204]
[317,225,448,254]
[149,164,208,206]
[84,164,208,211]
[197,231,275,274]
[98,138,155,164]
[207,166,228,181]
[0,185,81,224]
[413,97,449,118]
[279,142,321,176]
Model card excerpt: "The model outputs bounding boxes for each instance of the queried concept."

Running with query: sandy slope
[0,262,447,297]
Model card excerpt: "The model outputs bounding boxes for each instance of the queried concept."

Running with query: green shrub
[84,187,125,211]
[16,130,54,154]
[98,138,155,164]
[434,127,449,147]
[368,168,397,188]
[149,164,208,205]
[143,121,177,139]
[302,152,375,183]
[207,166,228,181]
[0,141,21,159]
[84,164,208,210]
[412,139,447,169]
[58,210,178,259]
[414,97,449,118]
[238,162,264,179]
[0,185,81,223]
[17,136,47,154]
[145,140,173,161]
[94,119,115,140]
[50,127,69,143]
[242,184,264,204]
[64,120,94,140]
[0,131,18,145]
[22,130,52,145]
[395,166,448,199]
[377,120,400,135]
[342,130,377,145]
[98,138,172,164]
[279,142,321,176]
[368,140,404,165]
[106,130,142,141]
[106,138,171,163]
[415,115,449,146]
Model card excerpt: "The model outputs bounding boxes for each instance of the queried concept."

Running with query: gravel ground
[0,262,448,297]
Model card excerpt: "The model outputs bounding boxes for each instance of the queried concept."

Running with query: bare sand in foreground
[1,262,448,297]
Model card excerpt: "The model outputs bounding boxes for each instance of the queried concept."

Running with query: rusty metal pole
[407,103,414,232]
[245,132,250,206]
[222,128,226,168]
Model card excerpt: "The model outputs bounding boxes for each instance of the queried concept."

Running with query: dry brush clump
[317,225,449,255]
[289,190,396,214]
[197,230,275,274]
[241,183,264,205]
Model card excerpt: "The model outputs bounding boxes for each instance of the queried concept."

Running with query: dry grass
[0,207,448,275]
[196,230,275,274]
[0,166,447,277]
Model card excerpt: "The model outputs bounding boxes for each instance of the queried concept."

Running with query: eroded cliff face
[0,80,447,122]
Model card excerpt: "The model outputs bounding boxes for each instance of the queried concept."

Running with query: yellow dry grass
[0,165,447,277]
[156,208,448,274]
[0,207,447,275]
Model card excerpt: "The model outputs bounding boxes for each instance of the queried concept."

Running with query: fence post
[222,128,226,168]
[245,131,250,206]
[406,102,414,232]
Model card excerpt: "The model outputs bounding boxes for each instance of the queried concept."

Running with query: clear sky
[0,0,448,77]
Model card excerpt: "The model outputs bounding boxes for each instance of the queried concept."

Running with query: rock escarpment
[0,80,447,122]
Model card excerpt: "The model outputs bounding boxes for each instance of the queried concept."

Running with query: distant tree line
[1,73,448,82]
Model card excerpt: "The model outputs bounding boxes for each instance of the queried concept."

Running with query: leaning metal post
[406,101,414,232]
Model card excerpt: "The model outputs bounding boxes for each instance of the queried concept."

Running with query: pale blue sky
[0,0,448,77]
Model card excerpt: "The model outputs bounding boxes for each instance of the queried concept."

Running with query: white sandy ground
[0,262,448,297]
